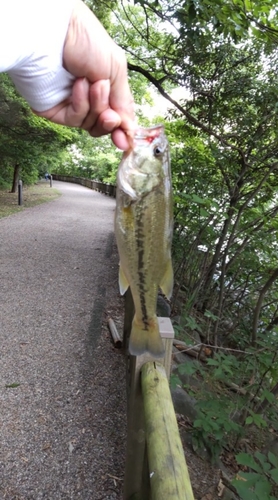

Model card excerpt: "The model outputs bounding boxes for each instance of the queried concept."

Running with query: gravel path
[0,181,126,500]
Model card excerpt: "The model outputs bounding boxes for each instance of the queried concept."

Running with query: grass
[0,181,61,218]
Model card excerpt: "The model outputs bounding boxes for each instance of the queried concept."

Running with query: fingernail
[100,79,110,104]
[103,118,121,132]
[81,77,89,92]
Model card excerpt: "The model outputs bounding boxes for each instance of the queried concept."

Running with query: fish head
[117,125,170,201]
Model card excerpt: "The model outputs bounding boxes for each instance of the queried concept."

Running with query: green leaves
[182,314,203,333]
[268,452,278,471]
[233,451,278,499]
[206,352,239,379]
[178,360,199,377]
[245,411,267,429]
[142,0,278,43]
[0,74,77,187]
[237,453,265,472]
[54,133,122,184]
[192,395,243,459]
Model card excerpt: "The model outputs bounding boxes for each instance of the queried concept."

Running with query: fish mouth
[134,124,164,142]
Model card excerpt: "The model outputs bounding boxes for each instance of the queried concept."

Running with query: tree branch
[128,62,245,154]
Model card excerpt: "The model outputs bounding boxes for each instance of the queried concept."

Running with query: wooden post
[123,290,174,500]
[124,353,150,500]
[158,317,174,379]
[18,180,23,206]
[123,288,134,353]
[141,362,194,500]
[107,317,122,348]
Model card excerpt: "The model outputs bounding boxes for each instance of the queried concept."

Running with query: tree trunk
[11,164,20,193]
[252,268,278,344]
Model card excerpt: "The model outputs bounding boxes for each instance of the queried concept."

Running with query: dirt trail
[0,181,126,500]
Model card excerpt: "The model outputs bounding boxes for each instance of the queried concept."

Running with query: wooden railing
[123,290,194,500]
[51,174,116,197]
[52,174,194,499]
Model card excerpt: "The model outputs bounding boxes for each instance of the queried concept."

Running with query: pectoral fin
[160,259,174,299]
[119,263,129,295]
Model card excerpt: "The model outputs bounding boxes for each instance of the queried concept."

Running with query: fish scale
[115,125,173,357]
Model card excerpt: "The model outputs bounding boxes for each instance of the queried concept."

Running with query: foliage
[2,1,278,491]
[192,396,244,459]
[0,74,77,188]
[232,451,278,500]
[114,0,278,354]
[79,6,278,474]
[134,0,278,44]
[53,133,122,184]
[85,0,118,29]
[173,326,278,453]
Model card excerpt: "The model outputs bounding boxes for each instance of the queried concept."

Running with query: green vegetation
[0,73,81,190]
[0,182,61,218]
[55,134,122,184]
[232,451,278,500]
[104,1,278,497]
[1,0,278,496]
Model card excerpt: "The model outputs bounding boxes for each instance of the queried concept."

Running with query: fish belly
[116,188,172,356]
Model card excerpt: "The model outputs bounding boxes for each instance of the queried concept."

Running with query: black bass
[115,125,173,357]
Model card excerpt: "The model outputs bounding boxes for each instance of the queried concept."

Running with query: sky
[137,87,190,120]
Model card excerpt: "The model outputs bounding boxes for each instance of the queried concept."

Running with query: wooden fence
[123,290,194,500]
[52,174,194,499]
[51,174,116,197]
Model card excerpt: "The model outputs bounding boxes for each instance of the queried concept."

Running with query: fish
[115,125,173,357]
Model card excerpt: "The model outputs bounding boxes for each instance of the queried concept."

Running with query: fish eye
[153,146,163,157]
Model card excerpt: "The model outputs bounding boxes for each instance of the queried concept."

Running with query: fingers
[69,77,90,126]
[35,75,134,150]
[82,79,134,150]
[35,77,90,127]
[81,79,120,133]
[63,1,135,147]
[81,79,109,131]
[111,128,134,150]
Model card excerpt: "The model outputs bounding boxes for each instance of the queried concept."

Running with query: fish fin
[160,259,174,299]
[129,315,164,358]
[119,264,129,295]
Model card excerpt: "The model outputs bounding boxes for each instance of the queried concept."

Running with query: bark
[252,268,278,344]
[11,164,20,193]
[201,204,235,311]
[173,339,209,361]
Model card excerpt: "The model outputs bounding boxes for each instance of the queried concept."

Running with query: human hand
[36,0,134,150]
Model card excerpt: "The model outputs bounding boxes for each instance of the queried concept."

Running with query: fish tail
[129,315,164,357]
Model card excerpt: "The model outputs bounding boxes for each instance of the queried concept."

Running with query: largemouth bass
[115,125,173,357]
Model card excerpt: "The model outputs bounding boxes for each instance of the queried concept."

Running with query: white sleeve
[0,0,76,112]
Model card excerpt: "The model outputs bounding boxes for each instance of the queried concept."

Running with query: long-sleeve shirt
[0,0,76,111]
